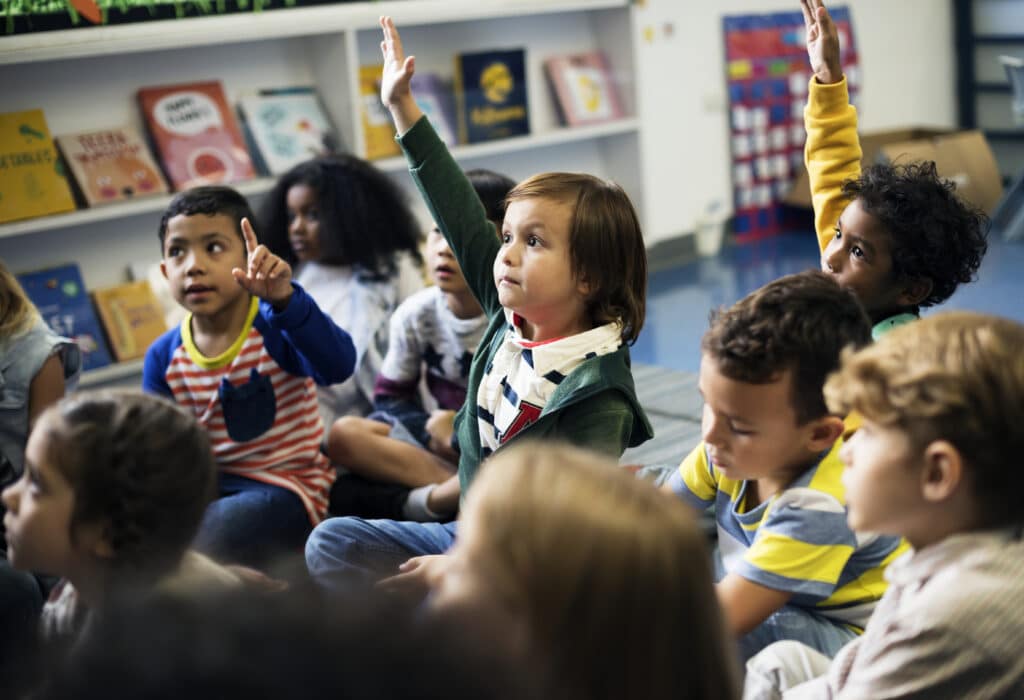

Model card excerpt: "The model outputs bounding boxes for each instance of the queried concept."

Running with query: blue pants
[305,517,458,592]
[194,473,311,569]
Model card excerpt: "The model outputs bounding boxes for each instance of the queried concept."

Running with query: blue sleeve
[141,328,179,398]
[257,282,356,386]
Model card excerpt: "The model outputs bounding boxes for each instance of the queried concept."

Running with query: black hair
[157,186,255,251]
[465,168,516,225]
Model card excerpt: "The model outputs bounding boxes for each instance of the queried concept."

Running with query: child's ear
[75,519,116,560]
[896,276,932,308]
[920,440,964,504]
[806,415,845,453]
[160,260,169,280]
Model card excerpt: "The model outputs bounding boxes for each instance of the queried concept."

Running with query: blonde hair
[825,311,1024,528]
[0,259,39,338]
[464,441,739,700]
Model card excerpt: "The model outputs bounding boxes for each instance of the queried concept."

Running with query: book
[92,280,168,362]
[17,264,112,372]
[236,87,339,175]
[55,125,169,207]
[544,51,625,127]
[358,65,401,160]
[0,109,76,224]
[454,48,530,144]
[410,73,458,146]
[137,80,255,190]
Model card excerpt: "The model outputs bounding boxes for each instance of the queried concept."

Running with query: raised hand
[379,15,424,135]
[232,217,293,309]
[800,0,841,85]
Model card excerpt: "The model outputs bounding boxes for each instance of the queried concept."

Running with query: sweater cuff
[807,75,850,115]
[265,281,310,329]
[396,115,446,169]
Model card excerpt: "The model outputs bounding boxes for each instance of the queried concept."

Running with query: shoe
[327,474,410,520]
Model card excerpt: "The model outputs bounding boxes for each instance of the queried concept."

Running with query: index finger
[240,217,258,256]
[380,16,405,63]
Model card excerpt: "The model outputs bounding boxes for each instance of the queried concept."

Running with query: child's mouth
[185,285,214,297]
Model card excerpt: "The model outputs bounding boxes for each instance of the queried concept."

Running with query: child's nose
[825,244,843,273]
[1,480,20,512]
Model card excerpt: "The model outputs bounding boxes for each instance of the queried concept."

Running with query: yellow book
[359,65,401,160]
[0,109,76,224]
[92,280,168,362]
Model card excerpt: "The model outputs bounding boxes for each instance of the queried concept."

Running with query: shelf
[977,82,1012,93]
[0,0,627,66]
[973,34,1024,45]
[79,358,145,388]
[984,128,1024,140]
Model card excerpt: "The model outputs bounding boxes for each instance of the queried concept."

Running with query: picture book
[544,51,625,127]
[137,80,254,190]
[454,48,529,144]
[92,279,168,362]
[17,264,112,372]
[0,109,76,224]
[359,64,400,160]
[237,87,339,175]
[56,125,169,206]
[410,73,458,146]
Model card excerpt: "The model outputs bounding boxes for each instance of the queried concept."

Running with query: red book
[544,51,625,127]
[138,81,254,190]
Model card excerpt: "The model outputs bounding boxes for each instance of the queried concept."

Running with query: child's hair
[467,441,739,700]
[0,259,39,338]
[505,173,647,344]
[157,186,256,250]
[40,391,215,580]
[825,311,1024,530]
[259,154,423,276]
[702,270,872,424]
[841,161,989,307]
[465,168,516,225]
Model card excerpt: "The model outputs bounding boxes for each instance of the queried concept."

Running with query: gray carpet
[620,362,703,468]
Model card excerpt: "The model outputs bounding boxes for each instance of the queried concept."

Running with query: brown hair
[0,259,39,338]
[465,441,739,700]
[702,270,872,424]
[506,173,647,344]
[825,311,1024,529]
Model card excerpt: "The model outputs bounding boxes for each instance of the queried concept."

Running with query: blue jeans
[305,517,458,591]
[194,472,312,569]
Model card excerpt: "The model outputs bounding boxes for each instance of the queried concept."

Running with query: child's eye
[729,424,753,436]
[851,246,864,259]
[167,246,183,257]
[527,235,540,247]
[500,233,511,244]
[208,242,225,253]
[306,209,319,222]
[834,226,842,240]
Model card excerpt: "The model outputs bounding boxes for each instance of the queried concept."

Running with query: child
[427,441,740,700]
[1,391,239,644]
[143,186,356,568]
[802,0,987,338]
[328,169,514,499]
[744,312,1024,698]
[662,270,906,662]
[259,155,424,424]
[304,16,652,590]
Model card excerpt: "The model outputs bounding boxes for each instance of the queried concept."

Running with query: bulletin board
[723,7,859,241]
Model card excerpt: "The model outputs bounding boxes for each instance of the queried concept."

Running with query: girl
[260,155,424,424]
[430,441,740,700]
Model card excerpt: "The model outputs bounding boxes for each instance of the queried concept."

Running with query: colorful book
[236,87,339,175]
[454,48,530,144]
[56,125,169,206]
[92,280,168,362]
[411,73,458,146]
[359,65,401,160]
[0,109,76,224]
[137,80,255,190]
[17,264,112,372]
[544,51,625,127]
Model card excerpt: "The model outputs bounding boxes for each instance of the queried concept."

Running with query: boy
[143,186,355,568]
[663,270,906,662]
[802,0,987,337]
[745,312,1024,698]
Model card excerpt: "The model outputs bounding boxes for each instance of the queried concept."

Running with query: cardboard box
[786,128,1004,214]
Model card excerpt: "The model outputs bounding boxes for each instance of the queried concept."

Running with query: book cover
[0,109,76,224]
[359,65,401,160]
[454,48,530,144]
[410,73,458,146]
[137,80,255,190]
[16,264,112,372]
[55,125,169,207]
[544,51,625,127]
[92,279,168,362]
[236,87,339,175]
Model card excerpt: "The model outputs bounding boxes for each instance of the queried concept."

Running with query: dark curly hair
[41,391,215,582]
[465,168,516,226]
[259,155,423,278]
[702,270,872,424]
[842,161,989,307]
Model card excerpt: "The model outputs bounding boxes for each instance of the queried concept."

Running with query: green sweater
[397,117,653,496]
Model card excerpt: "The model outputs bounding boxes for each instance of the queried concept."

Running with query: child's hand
[377,554,450,601]
[800,0,842,85]
[379,15,424,135]
[232,218,294,310]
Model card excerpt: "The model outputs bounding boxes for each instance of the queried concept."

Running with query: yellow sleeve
[675,442,718,504]
[805,77,862,253]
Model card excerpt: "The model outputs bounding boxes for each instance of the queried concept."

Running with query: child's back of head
[0,259,39,338]
[465,168,516,227]
[158,186,254,250]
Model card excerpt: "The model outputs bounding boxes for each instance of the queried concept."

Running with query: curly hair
[41,391,215,581]
[842,161,989,307]
[702,270,872,424]
[157,186,255,250]
[258,155,423,277]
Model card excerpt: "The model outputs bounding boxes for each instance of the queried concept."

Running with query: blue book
[17,264,113,372]
[454,48,530,144]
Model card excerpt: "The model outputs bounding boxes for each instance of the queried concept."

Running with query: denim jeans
[194,472,311,569]
[305,517,458,591]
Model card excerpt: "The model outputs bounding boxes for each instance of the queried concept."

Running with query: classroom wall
[635,0,956,245]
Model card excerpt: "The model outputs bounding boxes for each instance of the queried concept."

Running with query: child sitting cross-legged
[743,312,1024,699]
[662,270,907,663]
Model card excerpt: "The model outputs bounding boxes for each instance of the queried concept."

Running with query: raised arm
[380,15,424,137]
